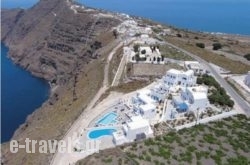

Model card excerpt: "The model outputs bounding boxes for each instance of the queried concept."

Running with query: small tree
[135,53,140,61]
[141,49,146,54]
[213,43,222,50]
[196,43,205,48]
[244,53,250,61]
[112,29,118,39]
[133,44,139,52]
[176,33,182,38]
[157,57,161,63]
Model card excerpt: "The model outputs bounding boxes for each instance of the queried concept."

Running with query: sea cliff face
[1,0,119,84]
[1,0,121,164]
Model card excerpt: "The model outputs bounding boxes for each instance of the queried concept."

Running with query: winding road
[164,41,250,116]
[50,40,122,165]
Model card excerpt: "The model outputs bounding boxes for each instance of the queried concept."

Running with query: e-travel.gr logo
[9,132,101,154]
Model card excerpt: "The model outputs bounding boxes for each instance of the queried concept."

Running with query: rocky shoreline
[1,0,122,164]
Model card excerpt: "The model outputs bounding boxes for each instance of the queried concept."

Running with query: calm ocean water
[77,0,250,35]
[1,44,49,142]
[2,0,250,35]
[1,0,249,142]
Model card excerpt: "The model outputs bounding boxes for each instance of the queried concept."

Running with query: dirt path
[50,40,122,165]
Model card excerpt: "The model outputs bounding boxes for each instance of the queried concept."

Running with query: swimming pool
[96,112,118,125]
[88,128,116,139]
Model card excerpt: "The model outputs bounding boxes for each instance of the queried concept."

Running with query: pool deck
[51,81,158,165]
[51,90,141,164]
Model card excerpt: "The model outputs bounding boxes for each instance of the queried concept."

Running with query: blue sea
[1,44,49,142]
[1,0,250,142]
[77,0,250,35]
[2,0,250,35]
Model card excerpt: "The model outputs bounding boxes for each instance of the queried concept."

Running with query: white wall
[189,97,208,111]
[164,71,196,87]
[140,108,156,120]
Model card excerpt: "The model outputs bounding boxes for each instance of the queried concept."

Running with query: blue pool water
[88,128,117,139]
[97,112,118,125]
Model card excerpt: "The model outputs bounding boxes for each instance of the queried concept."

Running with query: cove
[1,43,50,143]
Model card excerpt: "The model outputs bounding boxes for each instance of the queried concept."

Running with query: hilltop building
[164,69,197,87]
[184,61,206,75]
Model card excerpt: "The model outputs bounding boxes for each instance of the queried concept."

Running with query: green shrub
[227,156,249,165]
[176,33,182,38]
[133,44,139,52]
[203,134,217,144]
[141,49,146,54]
[145,155,151,162]
[244,53,250,61]
[213,43,222,50]
[196,43,205,48]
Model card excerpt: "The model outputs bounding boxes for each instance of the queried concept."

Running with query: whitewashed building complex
[184,61,206,75]
[132,90,156,120]
[164,69,197,87]
[112,116,153,145]
[181,86,209,111]
[112,68,209,145]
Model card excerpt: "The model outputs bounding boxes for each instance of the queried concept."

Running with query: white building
[164,69,197,87]
[139,103,156,119]
[138,46,161,61]
[150,83,169,101]
[244,71,250,88]
[132,90,157,120]
[123,116,153,142]
[112,130,127,145]
[136,89,155,104]
[181,86,209,111]
[172,95,188,113]
[184,61,205,75]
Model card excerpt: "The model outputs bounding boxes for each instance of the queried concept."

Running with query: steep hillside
[1,0,120,84]
[1,0,121,164]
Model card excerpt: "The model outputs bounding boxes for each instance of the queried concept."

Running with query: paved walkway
[175,110,239,130]
[111,39,135,86]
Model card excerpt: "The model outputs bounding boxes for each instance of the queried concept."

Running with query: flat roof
[167,69,181,75]
[138,93,154,104]
[187,86,208,93]
[184,70,194,76]
[167,69,194,76]
[192,92,207,100]
[140,103,155,112]
[173,95,184,104]
[127,116,150,130]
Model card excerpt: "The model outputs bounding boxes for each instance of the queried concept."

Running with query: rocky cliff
[1,0,121,164]
[1,0,120,85]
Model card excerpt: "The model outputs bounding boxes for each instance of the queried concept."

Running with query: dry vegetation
[159,44,193,61]
[1,32,118,164]
[131,63,183,77]
[76,115,250,165]
[165,36,250,74]
[108,46,123,85]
